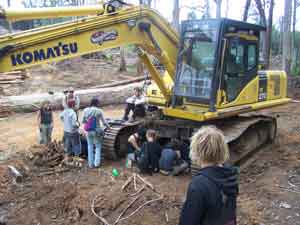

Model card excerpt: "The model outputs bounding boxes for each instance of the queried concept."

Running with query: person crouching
[137,129,161,175]
[60,100,81,160]
[179,126,239,225]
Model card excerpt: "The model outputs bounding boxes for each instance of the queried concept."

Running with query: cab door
[222,37,258,104]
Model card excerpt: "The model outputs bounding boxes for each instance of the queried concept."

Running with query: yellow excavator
[0,0,290,165]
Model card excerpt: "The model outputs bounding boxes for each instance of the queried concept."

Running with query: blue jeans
[64,131,81,156]
[39,123,53,144]
[86,131,102,168]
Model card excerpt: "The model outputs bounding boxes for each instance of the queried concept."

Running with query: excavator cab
[173,19,266,112]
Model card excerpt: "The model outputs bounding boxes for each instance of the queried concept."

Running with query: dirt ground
[0,102,299,225]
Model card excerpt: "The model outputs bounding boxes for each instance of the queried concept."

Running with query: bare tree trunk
[225,0,229,18]
[119,47,127,72]
[282,0,292,74]
[215,0,222,18]
[203,0,211,19]
[291,0,297,70]
[153,0,157,8]
[254,0,267,65]
[172,0,180,31]
[254,0,267,26]
[265,0,274,69]
[243,0,251,21]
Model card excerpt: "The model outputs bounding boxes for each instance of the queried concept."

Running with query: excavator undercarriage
[102,111,277,169]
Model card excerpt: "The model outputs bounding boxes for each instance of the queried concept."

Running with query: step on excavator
[0,0,290,166]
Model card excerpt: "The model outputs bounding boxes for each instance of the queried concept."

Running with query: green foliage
[290,65,300,76]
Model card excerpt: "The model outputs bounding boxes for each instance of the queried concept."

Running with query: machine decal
[90,30,118,45]
[10,42,78,66]
[258,71,268,101]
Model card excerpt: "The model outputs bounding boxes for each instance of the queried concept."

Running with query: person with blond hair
[179,126,239,225]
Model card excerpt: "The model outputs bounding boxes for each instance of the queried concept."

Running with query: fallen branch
[130,185,145,197]
[115,195,163,224]
[136,174,154,190]
[113,195,141,225]
[36,168,70,177]
[121,176,133,191]
[91,195,111,225]
[133,173,137,191]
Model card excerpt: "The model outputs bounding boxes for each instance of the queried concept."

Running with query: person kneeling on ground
[123,87,146,121]
[179,126,239,225]
[60,100,81,160]
[126,127,147,168]
[37,100,53,144]
[159,140,187,176]
[137,129,161,175]
[82,98,110,168]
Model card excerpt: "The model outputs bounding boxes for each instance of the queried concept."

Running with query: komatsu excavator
[0,0,290,165]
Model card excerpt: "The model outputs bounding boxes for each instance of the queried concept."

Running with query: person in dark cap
[82,97,110,168]
[123,87,146,121]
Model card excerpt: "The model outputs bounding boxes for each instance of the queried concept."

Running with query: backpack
[84,116,97,131]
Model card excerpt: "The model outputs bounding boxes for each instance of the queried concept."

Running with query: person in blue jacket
[179,126,239,225]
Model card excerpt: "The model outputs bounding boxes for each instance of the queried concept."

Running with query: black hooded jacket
[179,166,239,225]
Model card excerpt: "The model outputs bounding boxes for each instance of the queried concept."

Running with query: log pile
[31,141,65,168]
[30,141,84,171]
[0,70,29,85]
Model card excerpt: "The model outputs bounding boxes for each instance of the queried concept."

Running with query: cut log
[0,80,24,84]
[90,76,148,89]
[0,81,145,113]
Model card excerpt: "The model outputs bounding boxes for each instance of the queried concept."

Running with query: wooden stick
[130,185,145,197]
[133,173,137,191]
[91,195,111,225]
[116,195,163,224]
[113,195,141,225]
[136,174,154,190]
[165,211,169,223]
[121,176,133,191]
[36,168,70,176]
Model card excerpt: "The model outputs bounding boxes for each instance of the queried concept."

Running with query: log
[0,80,24,84]
[0,81,145,113]
[90,76,148,89]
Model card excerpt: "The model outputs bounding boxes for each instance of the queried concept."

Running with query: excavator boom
[0,4,179,102]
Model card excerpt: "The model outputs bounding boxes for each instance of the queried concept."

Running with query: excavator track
[102,120,142,160]
[191,115,277,174]
[102,115,277,173]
